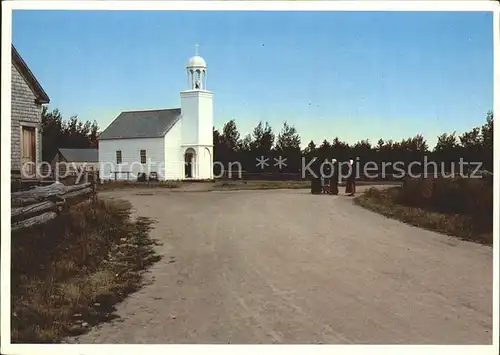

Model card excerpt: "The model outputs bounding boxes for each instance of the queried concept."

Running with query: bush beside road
[354,177,493,245]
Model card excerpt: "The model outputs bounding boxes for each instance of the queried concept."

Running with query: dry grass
[11,198,162,343]
[96,179,401,193]
[98,179,310,192]
[213,179,400,191]
[213,179,310,190]
[97,180,182,191]
[354,181,493,245]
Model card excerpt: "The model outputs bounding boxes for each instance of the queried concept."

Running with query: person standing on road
[321,158,331,194]
[345,159,356,196]
[330,159,339,195]
[310,157,322,194]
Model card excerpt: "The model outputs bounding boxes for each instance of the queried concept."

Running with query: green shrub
[391,176,493,238]
[399,177,492,216]
[398,178,434,207]
[355,186,493,245]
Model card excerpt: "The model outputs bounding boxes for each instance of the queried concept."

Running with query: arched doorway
[204,147,212,178]
[184,148,196,178]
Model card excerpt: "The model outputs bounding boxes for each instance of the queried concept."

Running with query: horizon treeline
[213,111,493,174]
[41,106,493,175]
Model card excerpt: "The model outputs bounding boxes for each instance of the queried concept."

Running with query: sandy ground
[66,186,492,344]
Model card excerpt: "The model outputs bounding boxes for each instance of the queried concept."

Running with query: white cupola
[186,44,207,90]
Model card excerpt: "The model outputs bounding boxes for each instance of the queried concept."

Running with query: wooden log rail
[11,181,95,232]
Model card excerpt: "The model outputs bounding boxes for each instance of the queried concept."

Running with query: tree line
[41,106,99,162]
[213,111,493,175]
[41,106,493,175]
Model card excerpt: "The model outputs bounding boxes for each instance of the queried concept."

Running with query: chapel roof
[98,108,181,140]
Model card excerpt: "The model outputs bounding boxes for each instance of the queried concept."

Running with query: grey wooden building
[11,45,50,179]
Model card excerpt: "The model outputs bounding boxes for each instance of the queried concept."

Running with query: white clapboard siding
[164,119,183,180]
[99,138,165,181]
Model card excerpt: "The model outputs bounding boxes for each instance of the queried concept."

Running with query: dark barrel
[309,157,332,194]
[310,177,322,194]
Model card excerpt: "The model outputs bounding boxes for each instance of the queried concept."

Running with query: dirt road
[67,187,492,344]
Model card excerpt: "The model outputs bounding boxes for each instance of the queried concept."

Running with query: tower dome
[187,55,206,68]
[186,44,207,90]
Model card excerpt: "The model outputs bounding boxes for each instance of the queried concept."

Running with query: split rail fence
[11,181,96,232]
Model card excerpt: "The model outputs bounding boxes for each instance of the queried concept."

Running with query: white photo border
[1,2,498,355]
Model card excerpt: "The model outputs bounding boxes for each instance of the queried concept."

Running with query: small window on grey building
[116,150,122,164]
[140,150,147,164]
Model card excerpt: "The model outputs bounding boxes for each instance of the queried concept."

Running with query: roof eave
[58,151,67,162]
[12,45,50,104]
[98,135,165,141]
[157,114,181,137]
[35,97,50,105]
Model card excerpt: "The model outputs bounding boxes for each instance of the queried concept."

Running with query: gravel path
[66,187,492,344]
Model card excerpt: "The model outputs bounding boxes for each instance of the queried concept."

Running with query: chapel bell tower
[180,45,214,180]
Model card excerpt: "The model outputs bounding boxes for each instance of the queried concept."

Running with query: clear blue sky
[12,10,493,149]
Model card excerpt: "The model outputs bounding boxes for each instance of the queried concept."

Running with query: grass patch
[96,179,401,193]
[354,185,492,245]
[213,179,310,190]
[97,180,182,191]
[213,179,400,191]
[11,198,162,343]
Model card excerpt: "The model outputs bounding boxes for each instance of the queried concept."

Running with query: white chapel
[98,48,214,181]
